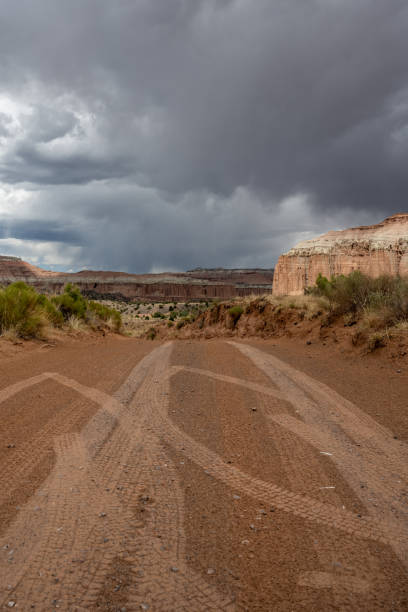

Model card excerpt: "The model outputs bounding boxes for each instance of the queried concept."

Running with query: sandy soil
[0,336,407,610]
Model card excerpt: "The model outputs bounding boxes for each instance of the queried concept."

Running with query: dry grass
[237,293,327,320]
[0,326,20,343]
[393,320,408,334]
[367,331,387,351]
[66,315,88,333]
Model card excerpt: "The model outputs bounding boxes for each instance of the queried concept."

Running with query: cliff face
[0,257,273,301]
[273,213,408,296]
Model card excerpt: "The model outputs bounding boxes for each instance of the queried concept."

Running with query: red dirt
[0,334,407,610]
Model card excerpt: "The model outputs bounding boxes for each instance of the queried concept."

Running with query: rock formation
[0,257,273,301]
[273,213,408,296]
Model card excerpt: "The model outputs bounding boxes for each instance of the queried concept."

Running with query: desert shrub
[37,293,64,326]
[167,321,174,327]
[0,282,52,338]
[228,305,244,325]
[52,283,87,320]
[147,327,156,340]
[88,301,122,331]
[153,311,165,319]
[176,320,185,329]
[310,271,408,324]
[367,331,386,351]
[0,282,125,339]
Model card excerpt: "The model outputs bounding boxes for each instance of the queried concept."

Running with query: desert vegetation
[156,271,407,352]
[308,271,408,347]
[0,282,122,340]
[94,298,209,337]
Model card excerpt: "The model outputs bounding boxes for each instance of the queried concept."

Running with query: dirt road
[0,337,407,610]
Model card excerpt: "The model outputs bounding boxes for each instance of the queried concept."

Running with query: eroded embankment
[153,296,408,363]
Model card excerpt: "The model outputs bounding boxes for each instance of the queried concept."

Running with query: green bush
[0,281,124,340]
[310,271,408,323]
[147,327,156,340]
[88,300,122,331]
[228,305,244,325]
[0,282,54,338]
[52,283,87,320]
[153,311,165,319]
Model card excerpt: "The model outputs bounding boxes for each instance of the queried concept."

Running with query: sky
[0,0,407,273]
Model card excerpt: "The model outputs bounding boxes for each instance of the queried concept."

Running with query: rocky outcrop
[273,213,408,296]
[0,257,273,301]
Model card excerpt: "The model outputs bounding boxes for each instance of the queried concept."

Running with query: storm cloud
[0,0,407,271]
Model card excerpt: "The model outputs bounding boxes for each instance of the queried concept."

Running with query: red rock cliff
[272,213,408,296]
[0,257,273,301]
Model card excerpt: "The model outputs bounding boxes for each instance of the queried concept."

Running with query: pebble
[251,407,257,412]
[7,602,15,608]
[98,512,107,518]
[207,568,215,575]
[233,495,240,500]
[140,605,150,611]
[170,567,179,573]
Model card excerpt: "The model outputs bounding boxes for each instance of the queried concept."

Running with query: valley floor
[0,336,407,610]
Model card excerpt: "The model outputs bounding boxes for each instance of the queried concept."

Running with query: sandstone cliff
[0,257,273,301]
[273,213,408,296]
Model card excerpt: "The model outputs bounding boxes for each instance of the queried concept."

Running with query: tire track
[0,343,235,611]
[151,368,396,545]
[1,339,406,609]
[230,342,408,568]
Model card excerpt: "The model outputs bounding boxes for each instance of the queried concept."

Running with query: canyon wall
[273,213,408,296]
[0,257,273,301]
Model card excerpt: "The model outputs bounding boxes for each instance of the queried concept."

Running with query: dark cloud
[0,219,81,244]
[0,0,407,270]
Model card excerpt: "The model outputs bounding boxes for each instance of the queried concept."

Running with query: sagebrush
[0,282,122,339]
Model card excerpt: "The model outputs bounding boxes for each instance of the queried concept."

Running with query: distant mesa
[273,213,408,296]
[0,257,274,301]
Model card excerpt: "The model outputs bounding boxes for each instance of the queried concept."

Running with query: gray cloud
[0,0,407,271]
[0,219,81,244]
